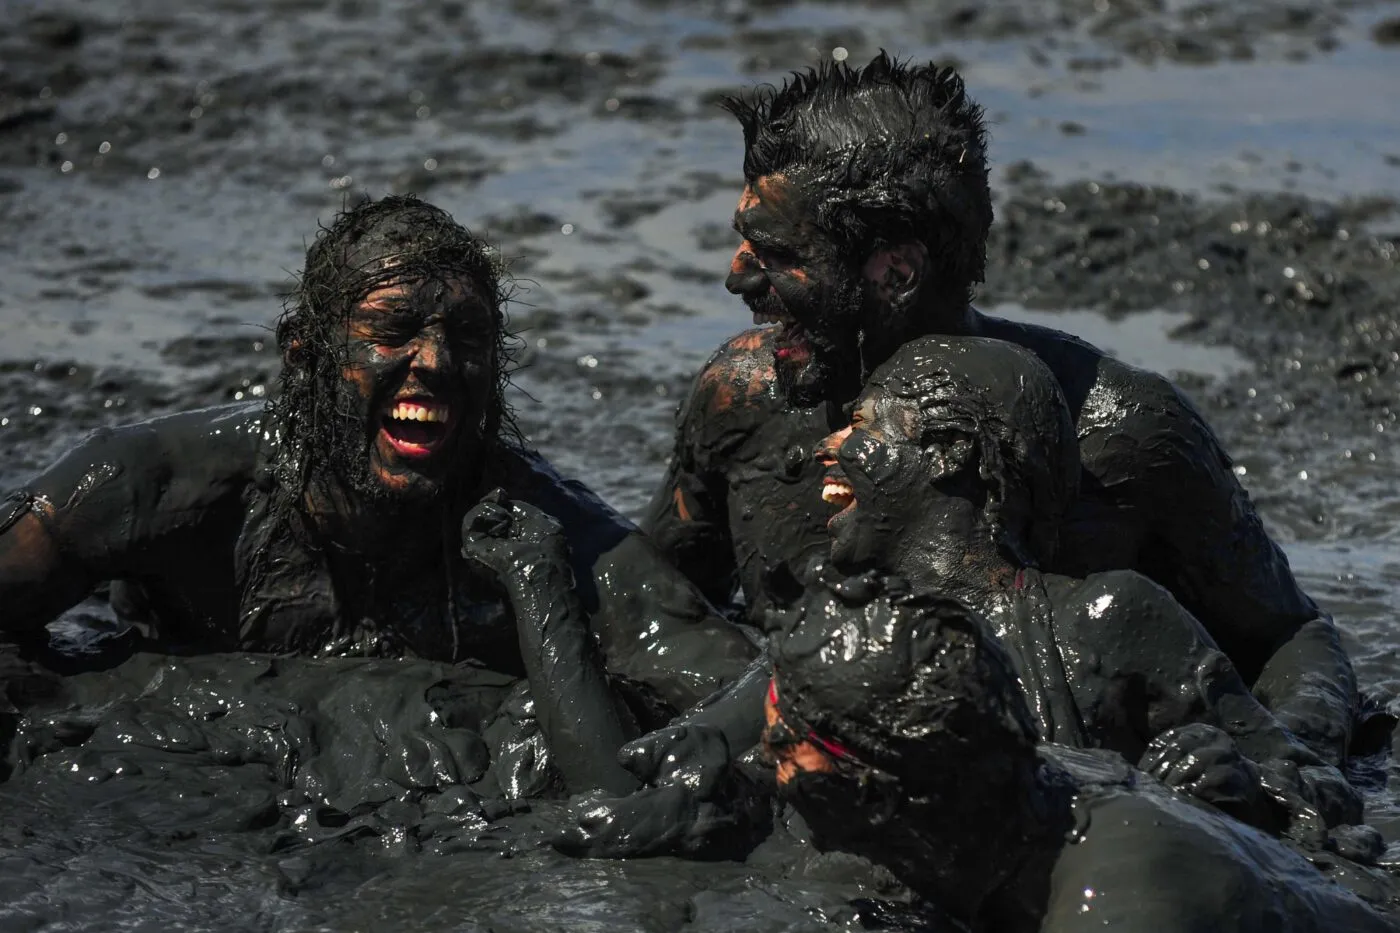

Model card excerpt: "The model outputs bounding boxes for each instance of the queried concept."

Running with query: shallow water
[2,0,1400,928]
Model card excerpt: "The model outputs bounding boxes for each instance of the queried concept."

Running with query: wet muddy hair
[870,336,1079,567]
[268,194,519,502]
[769,568,1039,793]
[722,51,993,303]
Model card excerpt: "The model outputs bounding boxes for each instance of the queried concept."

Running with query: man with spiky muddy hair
[0,196,757,793]
[642,52,1358,764]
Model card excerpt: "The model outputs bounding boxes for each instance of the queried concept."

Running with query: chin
[777,344,863,408]
[364,461,449,505]
[827,518,886,574]
[776,358,832,407]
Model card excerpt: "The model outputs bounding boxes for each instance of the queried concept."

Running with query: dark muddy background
[3,0,1400,930]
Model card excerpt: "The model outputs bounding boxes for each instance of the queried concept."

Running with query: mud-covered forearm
[1143,410,1357,764]
[666,656,768,755]
[461,494,640,795]
[1251,616,1356,766]
[591,532,758,712]
[639,460,739,611]
[553,659,775,861]
[494,551,640,797]
[1066,575,1318,768]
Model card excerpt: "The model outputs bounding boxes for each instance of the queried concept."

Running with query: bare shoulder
[977,311,1218,449]
[1058,569,1183,623]
[687,328,782,417]
[673,328,786,459]
[26,402,265,502]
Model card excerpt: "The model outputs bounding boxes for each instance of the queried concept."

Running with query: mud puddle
[3,0,1400,928]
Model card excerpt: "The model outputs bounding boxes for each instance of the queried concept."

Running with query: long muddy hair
[267,194,521,514]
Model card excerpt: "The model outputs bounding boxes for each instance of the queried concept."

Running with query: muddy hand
[552,724,758,859]
[1139,724,1276,829]
[1255,756,1367,852]
[461,487,569,579]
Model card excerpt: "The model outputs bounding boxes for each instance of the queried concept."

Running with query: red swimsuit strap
[769,677,860,763]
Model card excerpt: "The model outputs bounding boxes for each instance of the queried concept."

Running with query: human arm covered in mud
[0,497,92,636]
[461,491,639,796]
[639,343,750,611]
[1062,571,1367,846]
[555,567,804,859]
[1082,381,1356,764]
[509,446,758,715]
[554,659,775,859]
[0,407,256,642]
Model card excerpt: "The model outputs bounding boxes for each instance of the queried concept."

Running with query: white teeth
[821,481,855,508]
[753,311,782,326]
[390,402,447,423]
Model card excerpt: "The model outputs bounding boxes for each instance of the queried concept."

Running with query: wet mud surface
[3,0,1400,929]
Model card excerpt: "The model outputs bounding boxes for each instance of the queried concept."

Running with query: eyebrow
[739,226,792,253]
[356,293,411,312]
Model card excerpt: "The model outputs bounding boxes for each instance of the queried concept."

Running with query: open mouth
[752,309,812,362]
[380,397,452,459]
[821,473,857,525]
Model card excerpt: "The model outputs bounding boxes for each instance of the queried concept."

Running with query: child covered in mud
[0,194,757,799]
[762,564,1399,933]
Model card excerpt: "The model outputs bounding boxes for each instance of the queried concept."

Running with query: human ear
[862,241,929,307]
[922,426,977,481]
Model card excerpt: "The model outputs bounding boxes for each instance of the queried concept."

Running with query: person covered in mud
[762,566,1400,933]
[0,195,757,797]
[642,51,1356,765]
[809,335,1370,851]
[564,336,1370,859]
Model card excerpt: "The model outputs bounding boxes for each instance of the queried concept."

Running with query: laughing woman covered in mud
[0,195,756,797]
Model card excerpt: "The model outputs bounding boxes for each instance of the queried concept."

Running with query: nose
[410,323,454,376]
[816,426,853,467]
[725,242,767,296]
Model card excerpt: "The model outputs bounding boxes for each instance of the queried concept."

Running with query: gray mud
[2,0,1400,929]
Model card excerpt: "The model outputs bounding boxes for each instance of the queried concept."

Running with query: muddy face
[763,674,906,858]
[763,566,1046,910]
[725,174,869,406]
[761,677,838,787]
[816,384,979,571]
[340,274,496,502]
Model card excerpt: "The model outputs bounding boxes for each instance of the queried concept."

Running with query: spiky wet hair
[722,51,992,302]
[268,194,519,502]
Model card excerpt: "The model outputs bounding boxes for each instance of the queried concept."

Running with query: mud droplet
[784,445,806,477]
